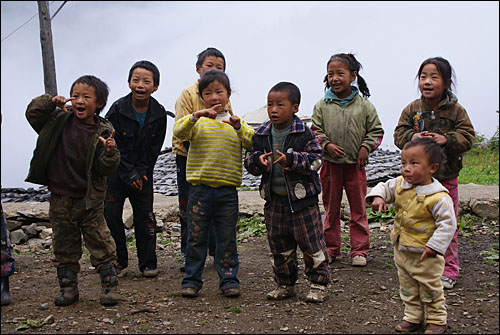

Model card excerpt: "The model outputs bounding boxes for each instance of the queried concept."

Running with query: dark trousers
[104,178,157,272]
[176,154,215,257]
[181,185,240,291]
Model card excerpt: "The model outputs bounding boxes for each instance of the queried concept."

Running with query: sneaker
[142,267,158,278]
[395,320,423,332]
[266,285,296,300]
[222,287,240,298]
[441,276,455,289]
[305,283,327,303]
[181,287,199,298]
[424,323,447,334]
[328,255,336,264]
[352,255,367,267]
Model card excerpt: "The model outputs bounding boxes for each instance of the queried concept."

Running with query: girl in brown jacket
[394,57,475,293]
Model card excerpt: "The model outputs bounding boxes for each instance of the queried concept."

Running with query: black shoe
[1,277,11,306]
[180,261,186,272]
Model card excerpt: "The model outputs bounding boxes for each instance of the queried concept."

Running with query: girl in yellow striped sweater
[173,69,254,298]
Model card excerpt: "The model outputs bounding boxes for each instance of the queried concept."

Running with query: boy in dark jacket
[104,60,168,278]
[25,75,121,306]
[244,82,331,303]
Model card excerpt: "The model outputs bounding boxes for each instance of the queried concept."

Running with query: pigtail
[356,74,370,98]
[323,74,330,91]
[347,53,371,98]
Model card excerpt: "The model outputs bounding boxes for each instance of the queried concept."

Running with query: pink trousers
[320,162,370,258]
[439,178,459,281]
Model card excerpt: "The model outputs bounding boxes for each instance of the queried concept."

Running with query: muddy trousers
[182,185,240,291]
[320,162,370,258]
[104,179,157,272]
[50,194,117,273]
[264,195,330,286]
[176,154,216,257]
[393,245,447,326]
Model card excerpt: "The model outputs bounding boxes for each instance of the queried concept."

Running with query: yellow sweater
[173,113,254,188]
[366,176,456,255]
[172,80,232,156]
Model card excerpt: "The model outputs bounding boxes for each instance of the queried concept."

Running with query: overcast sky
[1,1,499,188]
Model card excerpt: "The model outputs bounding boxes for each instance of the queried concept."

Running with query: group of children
[13,46,475,334]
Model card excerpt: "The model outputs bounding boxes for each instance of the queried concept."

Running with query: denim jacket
[244,115,322,213]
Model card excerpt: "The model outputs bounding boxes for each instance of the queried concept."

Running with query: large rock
[470,199,499,218]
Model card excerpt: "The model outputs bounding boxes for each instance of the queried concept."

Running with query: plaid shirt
[244,115,323,213]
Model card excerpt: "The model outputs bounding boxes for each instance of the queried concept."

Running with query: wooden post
[37,1,57,95]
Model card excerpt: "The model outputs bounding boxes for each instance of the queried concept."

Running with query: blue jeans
[176,154,215,257]
[181,185,240,291]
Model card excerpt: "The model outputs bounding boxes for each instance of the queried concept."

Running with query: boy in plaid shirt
[244,82,330,303]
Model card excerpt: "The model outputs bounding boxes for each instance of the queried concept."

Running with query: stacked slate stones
[2,148,401,202]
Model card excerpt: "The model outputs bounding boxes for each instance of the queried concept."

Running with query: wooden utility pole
[37,1,57,95]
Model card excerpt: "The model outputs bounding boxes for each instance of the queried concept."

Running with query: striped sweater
[173,113,254,187]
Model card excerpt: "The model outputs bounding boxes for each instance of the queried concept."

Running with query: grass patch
[383,263,394,269]
[237,216,266,242]
[458,214,477,237]
[227,307,242,313]
[383,253,393,258]
[458,133,499,185]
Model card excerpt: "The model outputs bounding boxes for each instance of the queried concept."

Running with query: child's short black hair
[198,69,231,97]
[269,82,301,105]
[128,60,160,87]
[403,137,446,173]
[70,75,109,115]
[196,47,226,71]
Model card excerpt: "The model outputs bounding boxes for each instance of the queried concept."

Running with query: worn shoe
[424,323,447,334]
[99,263,119,306]
[54,268,79,306]
[305,283,327,303]
[1,277,11,306]
[181,287,199,298]
[116,264,128,278]
[352,255,367,267]
[328,255,337,264]
[143,267,158,278]
[395,320,423,332]
[266,285,296,300]
[179,260,186,273]
[441,276,455,289]
[222,287,241,298]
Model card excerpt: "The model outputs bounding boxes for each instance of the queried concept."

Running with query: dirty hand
[52,96,74,112]
[273,149,287,167]
[98,130,116,153]
[419,247,437,261]
[370,197,387,213]
[357,147,369,169]
[326,143,345,158]
[259,152,273,167]
[193,105,220,119]
[222,109,241,130]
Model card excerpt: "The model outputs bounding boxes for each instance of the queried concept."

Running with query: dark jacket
[244,115,323,213]
[25,94,120,209]
[394,92,475,180]
[105,93,167,186]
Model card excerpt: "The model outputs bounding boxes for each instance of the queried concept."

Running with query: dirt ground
[1,188,499,334]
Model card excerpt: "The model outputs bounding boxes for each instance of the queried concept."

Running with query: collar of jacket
[254,114,305,136]
[323,86,359,104]
[117,93,165,123]
[419,90,458,110]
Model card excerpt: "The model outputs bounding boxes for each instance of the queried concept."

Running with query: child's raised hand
[419,246,437,261]
[258,152,273,167]
[51,96,74,112]
[223,109,241,130]
[357,146,369,169]
[371,196,387,213]
[325,143,345,158]
[273,149,287,167]
[193,105,220,119]
[98,130,116,153]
